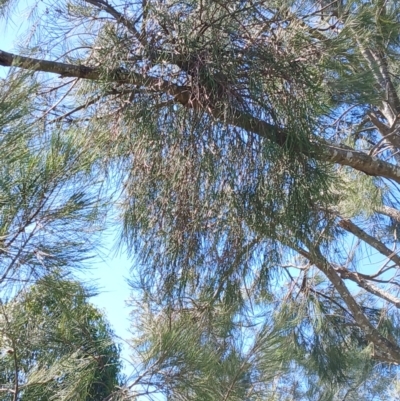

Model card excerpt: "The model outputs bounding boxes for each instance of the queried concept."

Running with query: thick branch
[318,142,400,181]
[338,219,400,267]
[0,50,188,94]
[3,49,400,182]
[0,50,105,80]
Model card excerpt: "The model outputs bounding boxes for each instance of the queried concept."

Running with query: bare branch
[335,266,400,308]
[83,0,147,47]
[338,219,400,267]
[49,93,108,123]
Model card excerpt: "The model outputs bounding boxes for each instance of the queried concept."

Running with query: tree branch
[309,246,400,364]
[83,0,147,47]
[376,205,400,223]
[3,49,400,182]
[335,265,400,308]
[357,43,400,124]
[338,219,400,267]
[317,142,400,181]
[370,49,400,117]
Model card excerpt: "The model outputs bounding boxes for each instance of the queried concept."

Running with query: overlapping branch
[297,245,400,364]
[376,205,400,223]
[338,219,400,267]
[335,265,400,309]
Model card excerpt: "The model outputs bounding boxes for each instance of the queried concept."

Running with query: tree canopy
[1,0,400,399]
[0,275,121,400]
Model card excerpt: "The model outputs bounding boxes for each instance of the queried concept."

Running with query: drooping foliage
[1,0,400,399]
[0,74,106,296]
[126,291,399,401]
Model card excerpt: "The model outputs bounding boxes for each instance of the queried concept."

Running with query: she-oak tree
[2,0,400,392]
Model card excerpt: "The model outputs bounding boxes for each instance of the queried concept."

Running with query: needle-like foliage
[0,275,121,400]
[2,0,400,399]
[0,73,107,296]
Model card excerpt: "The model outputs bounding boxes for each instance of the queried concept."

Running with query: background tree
[0,275,121,400]
[0,72,117,400]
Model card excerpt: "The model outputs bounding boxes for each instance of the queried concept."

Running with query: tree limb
[335,265,400,308]
[3,49,400,182]
[302,245,400,364]
[83,0,147,47]
[376,205,400,223]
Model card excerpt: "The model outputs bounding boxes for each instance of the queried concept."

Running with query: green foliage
[0,275,121,400]
[127,290,400,401]
[0,74,107,294]
[334,171,384,218]
[129,296,296,400]
[2,1,400,400]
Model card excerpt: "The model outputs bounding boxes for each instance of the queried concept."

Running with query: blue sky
[78,238,133,362]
